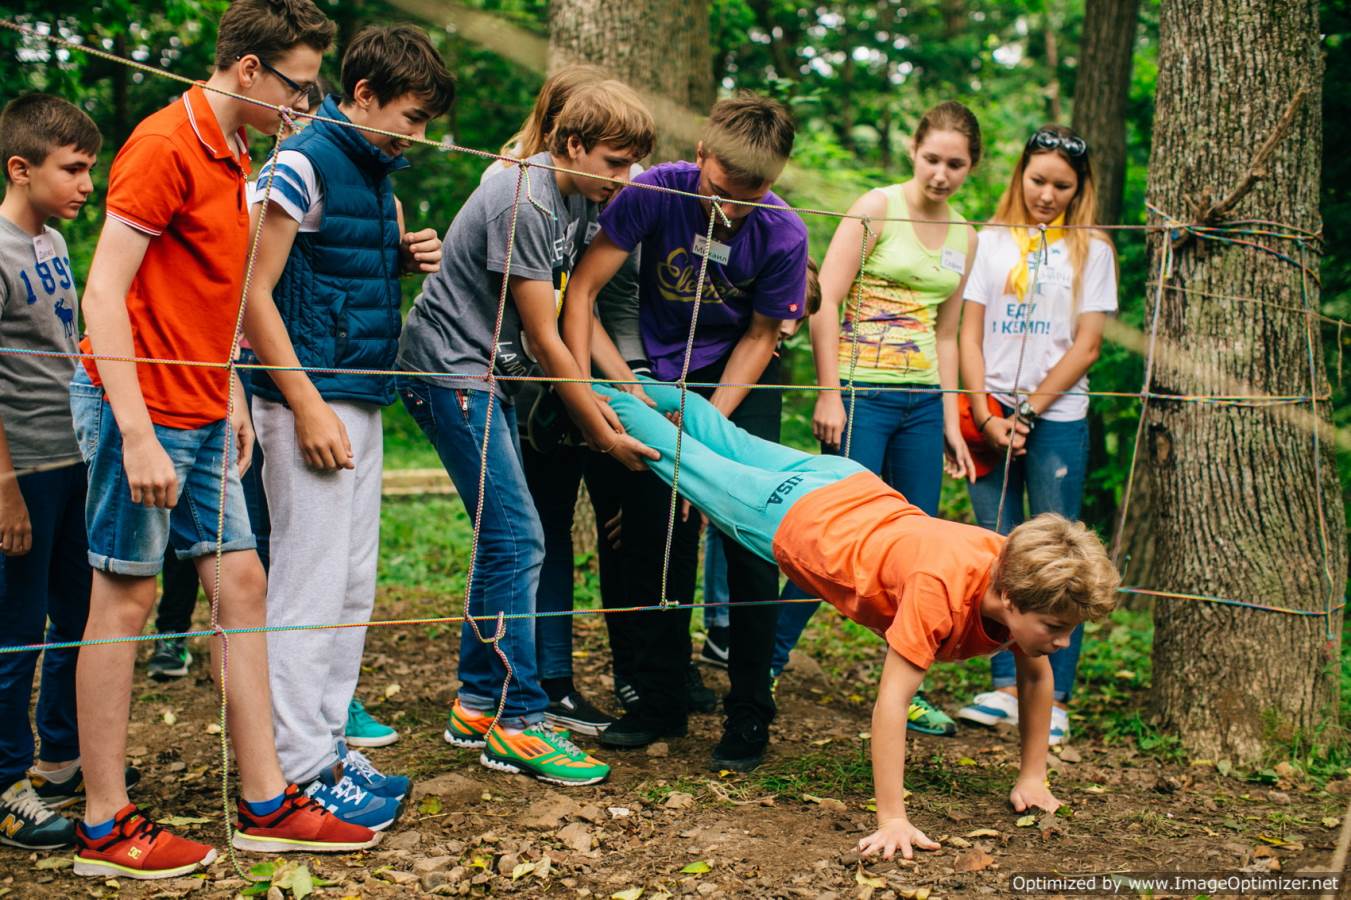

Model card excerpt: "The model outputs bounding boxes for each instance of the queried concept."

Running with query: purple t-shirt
[598,161,809,380]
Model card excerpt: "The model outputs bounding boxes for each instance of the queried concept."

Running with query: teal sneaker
[345,698,399,748]
[906,693,957,737]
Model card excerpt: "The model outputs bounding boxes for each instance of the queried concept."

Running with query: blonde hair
[991,123,1110,316]
[503,64,606,159]
[547,80,654,160]
[699,93,795,187]
[994,514,1120,622]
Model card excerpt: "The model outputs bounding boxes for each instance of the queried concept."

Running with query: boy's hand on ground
[294,401,354,471]
[1010,777,1061,815]
[125,433,179,508]
[813,391,846,449]
[858,816,940,860]
[607,433,659,472]
[0,482,32,556]
[400,228,442,274]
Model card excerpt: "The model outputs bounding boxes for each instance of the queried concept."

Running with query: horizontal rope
[1118,586,1346,618]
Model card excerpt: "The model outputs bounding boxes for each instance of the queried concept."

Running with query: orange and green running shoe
[480,725,610,786]
[443,699,494,749]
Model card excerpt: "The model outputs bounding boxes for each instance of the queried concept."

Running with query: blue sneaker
[302,763,400,831]
[339,741,410,801]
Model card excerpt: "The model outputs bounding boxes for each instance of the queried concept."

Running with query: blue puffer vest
[252,95,410,407]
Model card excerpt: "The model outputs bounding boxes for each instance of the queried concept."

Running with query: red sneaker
[74,805,217,880]
[231,784,381,853]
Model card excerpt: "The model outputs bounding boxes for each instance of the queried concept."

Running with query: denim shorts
[69,367,256,576]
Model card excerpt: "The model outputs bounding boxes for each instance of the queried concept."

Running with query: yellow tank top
[837,184,968,385]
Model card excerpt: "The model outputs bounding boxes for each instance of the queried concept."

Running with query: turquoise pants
[595,380,864,562]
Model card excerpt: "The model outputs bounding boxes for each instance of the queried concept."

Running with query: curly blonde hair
[994,514,1119,622]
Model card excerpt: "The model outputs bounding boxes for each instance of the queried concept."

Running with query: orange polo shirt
[81,84,251,429]
[772,471,1013,671]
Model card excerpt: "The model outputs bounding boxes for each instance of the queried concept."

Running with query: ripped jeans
[968,410,1088,702]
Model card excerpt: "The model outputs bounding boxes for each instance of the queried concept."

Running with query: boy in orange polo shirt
[71,0,379,880]
[587,379,1119,861]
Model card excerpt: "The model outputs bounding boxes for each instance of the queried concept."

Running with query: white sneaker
[956,690,1020,727]
[1049,706,1070,746]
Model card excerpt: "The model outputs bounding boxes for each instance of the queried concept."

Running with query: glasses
[1026,129,1088,158]
[242,54,317,104]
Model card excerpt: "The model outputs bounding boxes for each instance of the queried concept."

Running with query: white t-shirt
[249,150,323,231]
[963,228,1117,421]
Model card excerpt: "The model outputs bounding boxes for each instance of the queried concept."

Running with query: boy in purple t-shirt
[563,94,808,772]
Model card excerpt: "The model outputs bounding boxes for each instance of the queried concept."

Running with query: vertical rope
[841,217,875,458]
[658,197,730,608]
[1296,240,1337,644]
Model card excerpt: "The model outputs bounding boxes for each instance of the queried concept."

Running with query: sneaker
[74,804,217,880]
[147,638,192,681]
[687,664,718,715]
[598,709,688,749]
[545,691,616,736]
[0,779,75,850]
[481,725,610,786]
[710,714,769,772]
[233,783,380,853]
[907,693,957,737]
[345,698,399,748]
[699,626,730,669]
[444,698,494,749]
[1049,706,1070,746]
[32,765,141,811]
[302,764,400,831]
[613,677,641,713]
[956,690,1020,728]
[340,742,410,801]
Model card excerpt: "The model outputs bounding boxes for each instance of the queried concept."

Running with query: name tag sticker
[940,247,965,275]
[692,233,731,265]
[32,233,56,264]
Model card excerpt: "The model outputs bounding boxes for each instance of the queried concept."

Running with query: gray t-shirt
[0,216,80,469]
[399,152,589,398]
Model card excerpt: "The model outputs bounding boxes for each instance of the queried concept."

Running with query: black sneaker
[545,691,617,737]
[31,765,141,811]
[613,676,641,713]
[710,714,769,772]
[0,779,74,850]
[687,664,718,714]
[598,710,687,749]
[699,626,730,669]
[147,638,192,680]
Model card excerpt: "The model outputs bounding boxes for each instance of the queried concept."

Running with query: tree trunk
[1146,0,1342,763]
[1072,0,1141,226]
[549,0,712,162]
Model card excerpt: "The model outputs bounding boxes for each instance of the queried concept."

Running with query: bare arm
[859,648,941,860]
[1011,651,1061,813]
[0,419,31,555]
[708,312,782,418]
[561,233,630,375]
[959,299,1027,456]
[936,228,979,481]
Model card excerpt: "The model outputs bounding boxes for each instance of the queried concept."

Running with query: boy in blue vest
[242,24,453,829]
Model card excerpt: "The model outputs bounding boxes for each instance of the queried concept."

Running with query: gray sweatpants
[253,396,384,784]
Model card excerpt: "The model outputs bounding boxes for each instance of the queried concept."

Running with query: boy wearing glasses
[72,0,380,880]
[241,24,453,830]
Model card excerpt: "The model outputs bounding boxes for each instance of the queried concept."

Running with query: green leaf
[680,860,711,874]
[419,795,443,815]
[240,884,272,897]
[249,861,277,880]
[275,862,315,899]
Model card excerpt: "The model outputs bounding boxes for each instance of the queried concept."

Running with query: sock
[34,760,80,783]
[541,677,574,703]
[243,792,285,817]
[83,817,115,839]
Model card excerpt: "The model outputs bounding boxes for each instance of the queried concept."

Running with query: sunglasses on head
[1026,129,1088,158]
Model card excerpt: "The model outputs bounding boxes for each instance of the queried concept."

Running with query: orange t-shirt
[81,85,251,429]
[772,471,1012,671]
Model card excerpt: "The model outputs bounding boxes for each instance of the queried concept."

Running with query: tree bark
[1072,0,1141,226]
[549,0,712,162]
[1146,0,1342,763]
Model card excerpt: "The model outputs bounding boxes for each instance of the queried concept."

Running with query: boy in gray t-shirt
[0,93,101,850]
[394,81,656,787]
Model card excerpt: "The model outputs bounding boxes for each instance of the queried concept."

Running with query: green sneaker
[345,698,399,748]
[907,693,957,736]
[480,725,610,786]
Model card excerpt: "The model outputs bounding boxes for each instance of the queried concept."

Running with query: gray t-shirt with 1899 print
[399,151,589,400]
[0,215,80,469]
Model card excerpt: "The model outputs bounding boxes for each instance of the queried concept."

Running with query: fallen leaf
[664,791,695,810]
[946,835,972,848]
[965,828,1000,838]
[1323,816,1340,828]
[855,864,886,888]
[680,861,711,874]
[418,796,442,815]
[954,847,995,873]
[159,815,211,827]
[274,862,315,899]
[511,861,536,881]
[957,757,977,766]
[384,683,401,699]
[1257,834,1293,847]
[1085,785,1106,794]
[1058,746,1082,763]
[612,889,644,900]
[1015,815,1037,827]
[915,889,932,900]
[1217,759,1234,777]
[163,710,177,726]
[205,723,222,735]
[35,857,72,870]
[810,738,832,747]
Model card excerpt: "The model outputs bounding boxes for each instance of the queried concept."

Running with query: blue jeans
[702,529,729,630]
[0,463,90,785]
[398,377,548,727]
[969,411,1089,702]
[69,367,256,575]
[771,384,945,675]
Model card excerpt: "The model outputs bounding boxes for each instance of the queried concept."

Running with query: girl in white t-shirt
[954,124,1118,746]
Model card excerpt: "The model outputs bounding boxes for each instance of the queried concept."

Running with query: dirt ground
[6,592,1350,899]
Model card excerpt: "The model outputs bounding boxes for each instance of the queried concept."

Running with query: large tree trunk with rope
[1144,0,1342,763]
[548,0,712,162]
